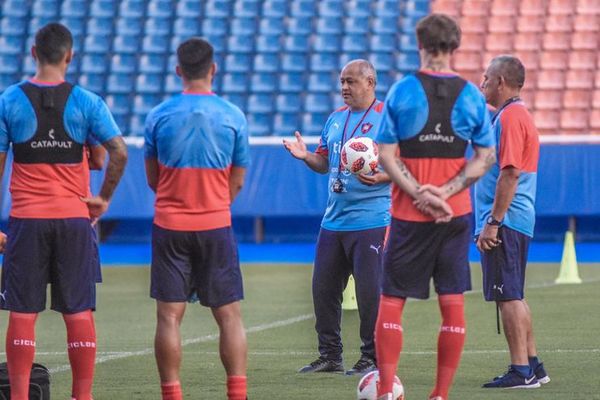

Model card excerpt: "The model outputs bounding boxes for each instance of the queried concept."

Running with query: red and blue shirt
[144,92,250,231]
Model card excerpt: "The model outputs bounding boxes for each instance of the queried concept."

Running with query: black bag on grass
[0,362,50,400]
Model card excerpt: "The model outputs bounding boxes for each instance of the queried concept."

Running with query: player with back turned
[374,14,496,400]
[0,23,127,400]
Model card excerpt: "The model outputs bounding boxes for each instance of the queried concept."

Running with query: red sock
[430,294,466,400]
[161,381,182,400]
[6,312,38,400]
[375,295,405,396]
[63,310,96,400]
[227,375,247,400]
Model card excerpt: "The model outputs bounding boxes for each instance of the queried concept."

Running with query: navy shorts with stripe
[150,224,243,308]
[480,226,531,301]
[0,217,99,313]
[382,214,472,299]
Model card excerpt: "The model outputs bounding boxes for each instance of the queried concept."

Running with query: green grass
[1,263,599,399]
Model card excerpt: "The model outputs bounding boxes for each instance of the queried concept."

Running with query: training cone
[555,231,582,284]
[342,275,358,310]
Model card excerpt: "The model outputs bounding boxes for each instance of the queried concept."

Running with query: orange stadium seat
[590,110,600,131]
[566,69,595,90]
[520,88,535,105]
[568,50,597,70]
[560,110,588,131]
[542,32,571,51]
[488,16,516,33]
[576,0,600,15]
[562,90,592,109]
[596,69,600,88]
[548,0,576,15]
[514,33,542,51]
[430,0,461,17]
[460,33,486,51]
[544,15,573,32]
[515,51,540,70]
[517,15,544,33]
[461,0,489,17]
[460,16,487,33]
[534,90,563,110]
[519,0,546,16]
[533,110,561,133]
[486,33,513,52]
[573,14,599,32]
[540,51,568,70]
[571,32,598,50]
[452,50,481,71]
[491,0,518,16]
[592,90,600,109]
[537,70,566,90]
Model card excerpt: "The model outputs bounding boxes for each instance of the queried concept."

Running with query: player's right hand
[0,231,6,253]
[81,196,110,224]
[283,131,308,160]
[413,191,453,223]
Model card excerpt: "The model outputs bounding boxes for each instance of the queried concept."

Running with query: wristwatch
[486,216,502,226]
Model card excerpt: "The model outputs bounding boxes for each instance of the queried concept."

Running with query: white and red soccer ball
[357,370,404,400]
[341,137,379,175]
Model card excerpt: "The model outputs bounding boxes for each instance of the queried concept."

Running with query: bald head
[339,59,377,111]
[489,55,525,89]
[342,59,378,85]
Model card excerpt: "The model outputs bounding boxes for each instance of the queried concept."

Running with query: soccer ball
[357,370,404,400]
[341,137,379,175]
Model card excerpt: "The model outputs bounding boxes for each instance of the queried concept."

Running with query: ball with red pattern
[341,137,379,175]
[356,370,404,400]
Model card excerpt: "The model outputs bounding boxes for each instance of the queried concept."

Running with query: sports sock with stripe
[6,311,38,400]
[161,381,182,400]
[227,375,247,400]
[63,310,96,400]
[375,295,405,396]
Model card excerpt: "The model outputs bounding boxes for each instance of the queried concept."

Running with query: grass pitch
[0,262,599,399]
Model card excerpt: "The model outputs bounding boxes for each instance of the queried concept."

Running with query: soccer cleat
[297,356,344,373]
[533,362,551,384]
[345,356,376,376]
[483,366,540,389]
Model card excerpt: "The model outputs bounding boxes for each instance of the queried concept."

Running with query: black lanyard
[491,96,521,125]
[336,99,377,175]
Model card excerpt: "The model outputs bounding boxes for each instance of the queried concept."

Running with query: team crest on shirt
[361,122,373,134]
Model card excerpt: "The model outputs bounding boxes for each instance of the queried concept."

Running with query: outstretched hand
[283,131,308,160]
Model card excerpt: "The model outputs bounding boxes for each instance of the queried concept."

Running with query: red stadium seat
[486,33,513,52]
[537,70,566,90]
[533,110,560,132]
[592,90,600,109]
[542,32,570,51]
[491,0,518,16]
[568,50,596,70]
[460,71,483,85]
[488,16,516,33]
[430,0,461,17]
[590,110,600,131]
[544,15,573,32]
[514,33,542,51]
[577,0,600,15]
[520,89,535,106]
[571,32,598,51]
[461,0,489,16]
[560,110,588,130]
[534,90,563,110]
[517,16,544,33]
[540,51,568,70]
[519,0,546,16]
[573,14,599,31]
[514,51,540,70]
[460,16,487,33]
[460,33,486,51]
[562,90,592,109]
[548,0,576,15]
[452,50,482,72]
[565,69,595,89]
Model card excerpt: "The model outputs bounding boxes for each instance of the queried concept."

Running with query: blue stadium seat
[221,93,246,110]
[231,18,257,35]
[370,34,396,52]
[129,114,146,136]
[167,54,177,72]
[281,53,307,72]
[276,94,302,113]
[136,74,163,94]
[79,73,106,94]
[342,34,368,52]
[251,73,277,93]
[288,17,313,35]
[90,1,116,17]
[404,0,429,16]
[222,73,247,93]
[23,56,36,75]
[203,35,226,53]
[139,54,166,74]
[116,18,143,36]
[339,52,365,68]
[145,18,171,36]
[107,73,134,94]
[60,0,88,17]
[32,0,59,17]
[279,72,303,92]
[256,35,281,53]
[308,73,334,93]
[88,17,114,35]
[111,114,129,134]
[284,35,309,52]
[262,0,287,17]
[111,54,137,74]
[105,94,131,117]
[68,54,81,73]
[247,113,272,136]
[2,0,28,17]
[134,94,161,115]
[313,35,341,52]
[318,1,343,17]
[164,73,181,94]
[176,1,202,18]
[1,17,27,35]
[375,1,400,17]
[225,53,252,72]
[259,18,285,35]
[302,112,328,136]
[148,0,174,18]
[253,54,279,73]
[273,113,300,135]
[0,73,18,92]
[227,35,254,53]
[373,17,398,34]
[81,55,108,74]
[369,52,394,72]
[234,1,260,17]
[310,53,338,72]
[204,0,231,17]
[290,1,316,17]
[174,18,201,36]
[119,0,145,18]
[66,72,79,84]
[396,52,420,72]
[316,17,343,34]
[142,35,169,54]
[60,17,85,36]
[0,55,20,74]
[344,17,369,34]
[400,15,421,33]
[247,94,274,113]
[29,17,55,34]
[347,0,371,17]
[376,72,395,94]
[399,34,418,51]
[84,35,111,54]
[201,18,228,36]
[113,35,140,53]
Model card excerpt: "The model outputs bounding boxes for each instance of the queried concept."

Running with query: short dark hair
[491,55,526,89]
[416,14,461,56]
[34,23,73,65]
[177,38,214,80]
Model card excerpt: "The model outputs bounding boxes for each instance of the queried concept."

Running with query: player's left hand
[81,196,110,223]
[477,224,502,252]
[413,190,453,223]
[0,230,6,253]
[417,184,448,200]
[357,172,385,186]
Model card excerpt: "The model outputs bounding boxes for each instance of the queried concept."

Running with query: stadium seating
[0,0,596,136]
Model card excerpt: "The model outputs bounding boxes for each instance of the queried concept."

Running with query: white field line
[19,276,600,374]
